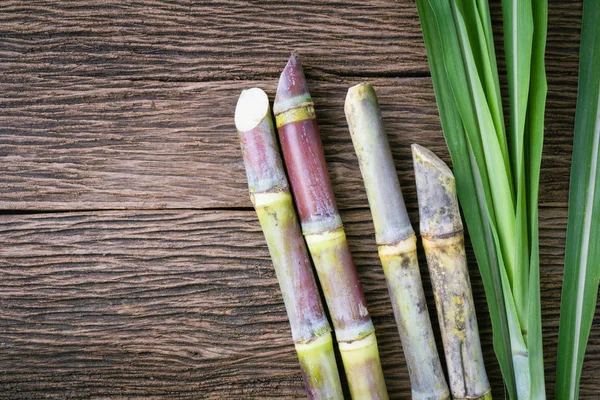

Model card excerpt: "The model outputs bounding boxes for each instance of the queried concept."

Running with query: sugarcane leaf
[423,0,501,232]
[502,0,533,181]
[475,0,507,158]
[524,0,548,397]
[456,0,509,168]
[513,172,530,330]
[453,3,518,287]
[467,146,521,400]
[498,252,531,398]
[471,145,530,396]
[501,0,534,331]
[556,0,600,397]
[416,1,517,397]
[527,226,544,398]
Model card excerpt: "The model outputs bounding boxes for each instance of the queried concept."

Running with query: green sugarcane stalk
[274,54,388,400]
[235,87,343,400]
[345,82,450,400]
[412,144,491,400]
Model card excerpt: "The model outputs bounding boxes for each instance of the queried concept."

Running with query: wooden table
[1,1,597,398]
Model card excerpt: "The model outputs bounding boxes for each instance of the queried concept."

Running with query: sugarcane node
[275,103,316,127]
[377,234,418,258]
[421,230,465,241]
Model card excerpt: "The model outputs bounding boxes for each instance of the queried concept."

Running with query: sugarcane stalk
[235,87,343,400]
[274,54,388,400]
[412,144,491,400]
[345,82,450,400]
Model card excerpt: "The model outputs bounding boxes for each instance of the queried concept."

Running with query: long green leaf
[457,0,508,165]
[525,0,548,397]
[502,0,534,329]
[556,0,600,398]
[502,0,533,179]
[475,0,508,162]
[452,1,517,293]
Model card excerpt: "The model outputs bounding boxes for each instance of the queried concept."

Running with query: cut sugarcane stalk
[412,144,491,400]
[274,54,388,400]
[235,87,343,400]
[344,82,450,400]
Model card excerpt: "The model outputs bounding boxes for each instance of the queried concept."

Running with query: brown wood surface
[0,0,597,399]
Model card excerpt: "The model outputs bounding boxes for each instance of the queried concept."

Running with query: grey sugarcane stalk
[412,144,491,400]
[274,54,388,400]
[344,83,450,400]
[235,87,343,400]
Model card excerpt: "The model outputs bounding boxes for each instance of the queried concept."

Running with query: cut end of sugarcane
[345,82,375,107]
[345,82,377,121]
[412,144,454,177]
[412,144,463,237]
[235,87,270,132]
[273,52,312,115]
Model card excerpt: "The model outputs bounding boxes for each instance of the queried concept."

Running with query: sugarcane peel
[275,55,388,400]
[412,144,491,400]
[295,333,342,400]
[345,83,450,400]
[305,227,375,342]
[236,87,343,399]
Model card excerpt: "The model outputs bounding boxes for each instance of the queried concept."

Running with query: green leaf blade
[452,2,518,289]
[501,0,534,330]
[525,0,548,397]
[557,0,600,397]
[502,0,533,182]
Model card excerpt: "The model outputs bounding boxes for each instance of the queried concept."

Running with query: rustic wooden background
[0,0,597,399]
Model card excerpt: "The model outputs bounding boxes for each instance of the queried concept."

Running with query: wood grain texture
[0,0,429,81]
[1,0,598,398]
[1,208,598,399]
[0,0,582,210]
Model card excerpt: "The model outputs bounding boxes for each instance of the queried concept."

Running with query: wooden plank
[0,0,429,81]
[0,76,434,210]
[0,73,578,211]
[0,0,583,211]
[1,208,599,399]
[0,0,580,80]
[0,1,593,399]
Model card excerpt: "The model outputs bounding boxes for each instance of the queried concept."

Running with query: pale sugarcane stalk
[235,87,343,400]
[345,83,450,400]
[412,144,491,400]
[274,54,388,400]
